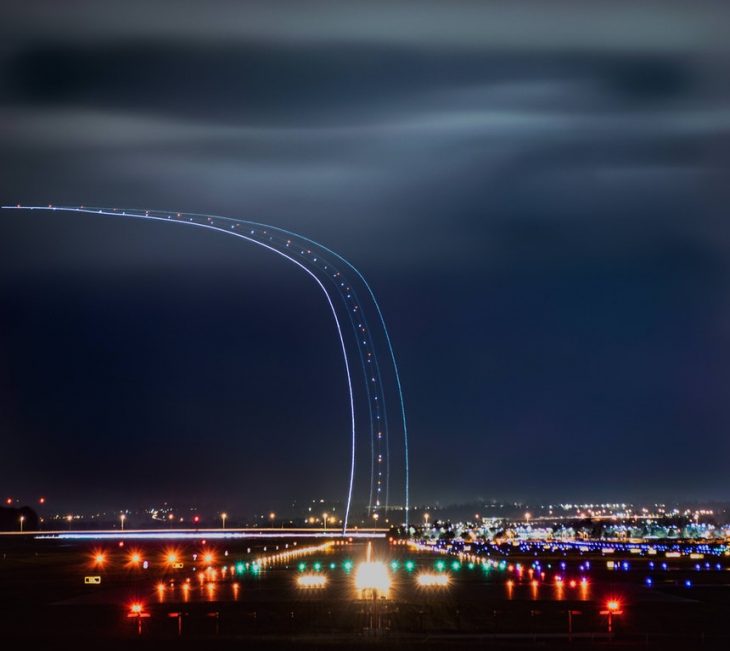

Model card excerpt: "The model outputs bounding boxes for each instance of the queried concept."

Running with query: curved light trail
[156,208,408,523]
[2,205,410,528]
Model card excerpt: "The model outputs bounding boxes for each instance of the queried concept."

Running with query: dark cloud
[4,42,696,126]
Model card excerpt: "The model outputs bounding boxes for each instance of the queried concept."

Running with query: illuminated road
[0,528,388,540]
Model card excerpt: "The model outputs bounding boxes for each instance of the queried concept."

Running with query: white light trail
[2,204,411,527]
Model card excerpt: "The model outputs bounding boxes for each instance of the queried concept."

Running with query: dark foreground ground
[1,534,729,649]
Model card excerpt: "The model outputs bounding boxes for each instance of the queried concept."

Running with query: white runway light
[416,573,449,587]
[355,561,391,595]
[297,574,327,588]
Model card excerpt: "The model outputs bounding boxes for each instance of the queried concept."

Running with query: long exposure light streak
[180,209,410,524]
[153,211,395,518]
[31,530,386,540]
[133,207,406,522]
[2,204,409,527]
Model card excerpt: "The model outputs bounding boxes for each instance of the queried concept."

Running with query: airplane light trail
[1,205,410,529]
[175,209,409,524]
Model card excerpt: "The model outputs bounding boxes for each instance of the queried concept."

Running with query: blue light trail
[2,205,410,529]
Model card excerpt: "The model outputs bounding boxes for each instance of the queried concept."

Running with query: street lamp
[120,514,126,531]
[221,513,227,529]
[323,512,328,533]
[19,515,24,532]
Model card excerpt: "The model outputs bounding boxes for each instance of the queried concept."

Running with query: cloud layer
[1,1,729,507]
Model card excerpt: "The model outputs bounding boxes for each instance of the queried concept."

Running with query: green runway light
[236,563,245,574]
[343,560,353,572]
[435,560,446,572]
[329,562,336,570]
[313,562,322,572]
[451,561,461,571]
[298,562,306,572]
[405,560,415,572]
[468,562,475,570]
[390,560,400,571]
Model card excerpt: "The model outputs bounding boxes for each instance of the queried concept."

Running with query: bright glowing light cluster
[416,573,449,587]
[354,561,391,595]
[297,574,327,588]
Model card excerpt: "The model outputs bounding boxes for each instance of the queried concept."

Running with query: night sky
[1,1,730,512]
